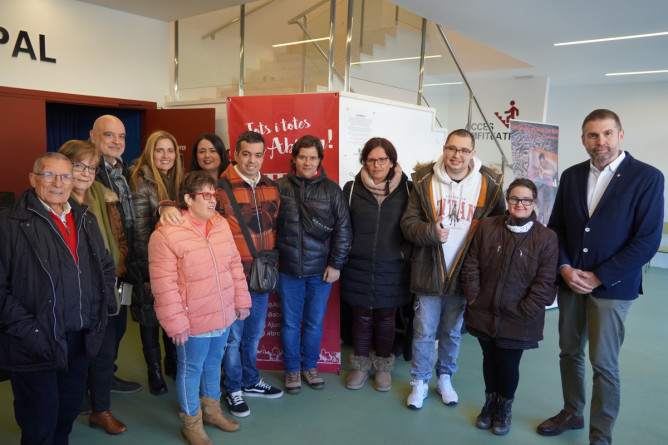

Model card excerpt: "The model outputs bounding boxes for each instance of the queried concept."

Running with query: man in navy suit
[537,109,664,445]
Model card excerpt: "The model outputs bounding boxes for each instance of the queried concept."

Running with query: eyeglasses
[445,146,473,156]
[365,157,389,166]
[33,172,74,184]
[507,197,535,206]
[72,162,98,174]
[189,192,218,201]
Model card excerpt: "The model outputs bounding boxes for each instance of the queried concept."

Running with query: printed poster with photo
[509,120,559,225]
[226,93,341,373]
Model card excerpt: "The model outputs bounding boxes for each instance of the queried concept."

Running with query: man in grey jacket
[401,129,504,410]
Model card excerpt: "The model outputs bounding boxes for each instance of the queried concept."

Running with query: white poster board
[338,92,447,184]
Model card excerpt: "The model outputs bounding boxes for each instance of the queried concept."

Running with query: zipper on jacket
[27,207,87,337]
[370,198,383,310]
[190,219,227,328]
[298,180,305,277]
[21,221,59,342]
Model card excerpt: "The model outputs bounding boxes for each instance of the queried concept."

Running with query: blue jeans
[411,294,466,381]
[278,272,332,373]
[176,330,229,416]
[223,291,269,393]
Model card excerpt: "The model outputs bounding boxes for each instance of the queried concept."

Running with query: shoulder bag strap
[218,177,259,258]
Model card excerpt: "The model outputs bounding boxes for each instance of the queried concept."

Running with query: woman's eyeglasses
[507,197,534,206]
[189,192,218,200]
[365,157,389,166]
[72,162,98,174]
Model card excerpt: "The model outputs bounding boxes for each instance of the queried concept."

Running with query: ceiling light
[606,69,668,77]
[351,55,441,65]
[554,31,668,46]
[272,37,328,48]
[423,82,463,86]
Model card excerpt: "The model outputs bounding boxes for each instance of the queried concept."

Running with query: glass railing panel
[176,5,248,98]
[243,0,333,95]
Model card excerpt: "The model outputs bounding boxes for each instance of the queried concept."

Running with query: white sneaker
[406,379,428,409]
[436,374,458,405]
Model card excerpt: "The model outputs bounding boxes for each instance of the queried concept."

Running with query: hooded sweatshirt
[431,154,483,274]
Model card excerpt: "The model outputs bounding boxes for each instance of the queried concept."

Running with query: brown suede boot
[179,408,212,445]
[345,355,372,390]
[200,396,241,432]
[372,354,395,392]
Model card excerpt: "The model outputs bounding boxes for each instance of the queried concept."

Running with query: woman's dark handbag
[292,184,334,241]
[219,178,279,293]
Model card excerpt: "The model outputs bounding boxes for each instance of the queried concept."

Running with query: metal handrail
[288,0,329,24]
[289,0,350,89]
[434,24,510,170]
[201,0,275,40]
[417,18,426,105]
[419,94,443,129]
[344,0,354,92]
[291,19,346,84]
[173,21,179,101]
[239,4,246,96]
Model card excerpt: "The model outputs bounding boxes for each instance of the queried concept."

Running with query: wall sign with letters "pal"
[0,26,56,63]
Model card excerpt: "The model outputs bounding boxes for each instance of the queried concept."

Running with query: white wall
[546,82,668,219]
[0,0,170,104]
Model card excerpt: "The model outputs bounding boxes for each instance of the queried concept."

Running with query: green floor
[1,267,667,444]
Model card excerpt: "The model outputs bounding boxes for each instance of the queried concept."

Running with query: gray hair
[33,152,72,174]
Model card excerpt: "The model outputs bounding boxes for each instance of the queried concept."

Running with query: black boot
[476,391,496,429]
[144,346,167,395]
[163,330,177,380]
[492,395,514,435]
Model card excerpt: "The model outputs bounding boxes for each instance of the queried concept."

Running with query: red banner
[226,93,341,373]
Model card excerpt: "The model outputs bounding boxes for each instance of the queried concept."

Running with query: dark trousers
[89,315,116,412]
[10,332,89,445]
[351,306,397,357]
[140,325,175,364]
[112,305,128,372]
[478,338,524,399]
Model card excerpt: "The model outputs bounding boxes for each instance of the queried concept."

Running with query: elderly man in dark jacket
[0,152,117,445]
[276,135,352,394]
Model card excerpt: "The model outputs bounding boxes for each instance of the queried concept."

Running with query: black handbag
[292,183,335,241]
[219,178,279,293]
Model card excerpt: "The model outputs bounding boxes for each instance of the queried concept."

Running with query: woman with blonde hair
[130,130,184,395]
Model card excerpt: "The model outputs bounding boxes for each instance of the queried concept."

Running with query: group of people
[0,108,663,445]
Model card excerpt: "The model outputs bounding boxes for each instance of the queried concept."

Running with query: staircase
[166,0,408,104]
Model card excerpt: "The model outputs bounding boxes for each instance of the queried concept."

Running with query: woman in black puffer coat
[275,135,352,393]
[341,137,412,392]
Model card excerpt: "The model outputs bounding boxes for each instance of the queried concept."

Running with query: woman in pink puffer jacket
[149,171,251,444]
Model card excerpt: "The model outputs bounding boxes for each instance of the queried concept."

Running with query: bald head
[90,115,126,164]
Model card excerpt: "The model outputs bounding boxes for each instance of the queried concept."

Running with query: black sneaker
[225,391,250,417]
[111,375,143,394]
[242,378,284,399]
